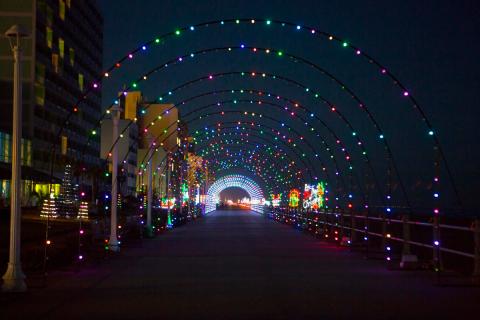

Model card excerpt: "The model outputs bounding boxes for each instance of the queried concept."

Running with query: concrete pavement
[1,209,479,319]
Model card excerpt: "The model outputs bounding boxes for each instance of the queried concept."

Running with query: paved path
[1,210,479,319]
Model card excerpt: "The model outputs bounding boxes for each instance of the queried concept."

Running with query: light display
[271,194,281,207]
[302,182,326,210]
[64,18,457,221]
[77,201,89,219]
[289,189,300,208]
[41,193,58,219]
[181,183,189,204]
[59,164,76,217]
[205,174,264,213]
[195,186,200,205]
[161,197,176,209]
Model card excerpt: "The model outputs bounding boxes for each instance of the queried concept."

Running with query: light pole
[146,136,153,237]
[109,105,121,252]
[2,25,30,292]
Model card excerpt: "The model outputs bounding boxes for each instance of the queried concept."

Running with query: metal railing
[267,207,480,277]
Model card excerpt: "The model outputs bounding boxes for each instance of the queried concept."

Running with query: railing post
[381,212,387,251]
[474,218,480,278]
[364,206,370,256]
[402,214,411,254]
[433,215,442,272]
[400,213,418,269]
[351,209,357,243]
[339,209,344,241]
[323,208,328,238]
[108,105,121,252]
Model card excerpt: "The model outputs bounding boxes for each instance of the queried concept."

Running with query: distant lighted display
[205,175,264,213]
[271,194,281,207]
[302,182,326,210]
[289,189,300,207]
[161,197,176,209]
[181,183,189,204]
[195,186,200,204]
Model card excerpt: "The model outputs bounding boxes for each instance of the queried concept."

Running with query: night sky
[98,0,480,215]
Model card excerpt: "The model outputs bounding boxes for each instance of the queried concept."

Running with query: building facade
[0,0,103,206]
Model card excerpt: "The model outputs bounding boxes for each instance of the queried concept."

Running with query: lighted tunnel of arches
[50,18,465,215]
[205,174,265,213]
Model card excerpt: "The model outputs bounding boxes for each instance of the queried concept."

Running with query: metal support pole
[351,209,357,243]
[166,156,172,228]
[381,213,387,250]
[146,153,153,236]
[364,207,370,257]
[400,213,418,269]
[433,215,441,271]
[2,29,27,292]
[108,106,121,252]
[474,218,480,278]
[339,210,344,240]
[402,214,411,255]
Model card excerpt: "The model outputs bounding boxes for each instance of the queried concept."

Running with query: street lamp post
[109,105,121,252]
[2,25,30,292]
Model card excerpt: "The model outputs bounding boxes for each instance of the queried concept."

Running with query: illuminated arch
[206,174,264,213]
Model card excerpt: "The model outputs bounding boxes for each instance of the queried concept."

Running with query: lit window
[21,139,32,166]
[59,0,65,20]
[61,136,68,155]
[69,47,75,66]
[78,73,84,91]
[59,38,64,58]
[35,84,45,106]
[52,53,59,73]
[46,27,53,48]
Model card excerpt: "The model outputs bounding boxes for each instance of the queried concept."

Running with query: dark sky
[98,0,480,215]
[220,187,250,202]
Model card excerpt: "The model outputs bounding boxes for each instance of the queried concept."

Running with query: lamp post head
[4,24,30,39]
[5,25,30,49]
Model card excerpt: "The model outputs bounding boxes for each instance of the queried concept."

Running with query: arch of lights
[205,174,265,213]
[60,18,461,217]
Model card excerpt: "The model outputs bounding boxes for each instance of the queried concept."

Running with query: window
[21,139,32,166]
[37,0,47,15]
[61,135,68,155]
[78,73,84,91]
[59,38,64,58]
[69,47,75,66]
[59,0,65,21]
[36,63,45,84]
[0,132,10,163]
[46,27,53,48]
[35,84,45,106]
[46,5,53,26]
[0,133,29,166]
[52,53,59,73]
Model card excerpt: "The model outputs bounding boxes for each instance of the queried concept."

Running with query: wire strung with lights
[61,18,461,222]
